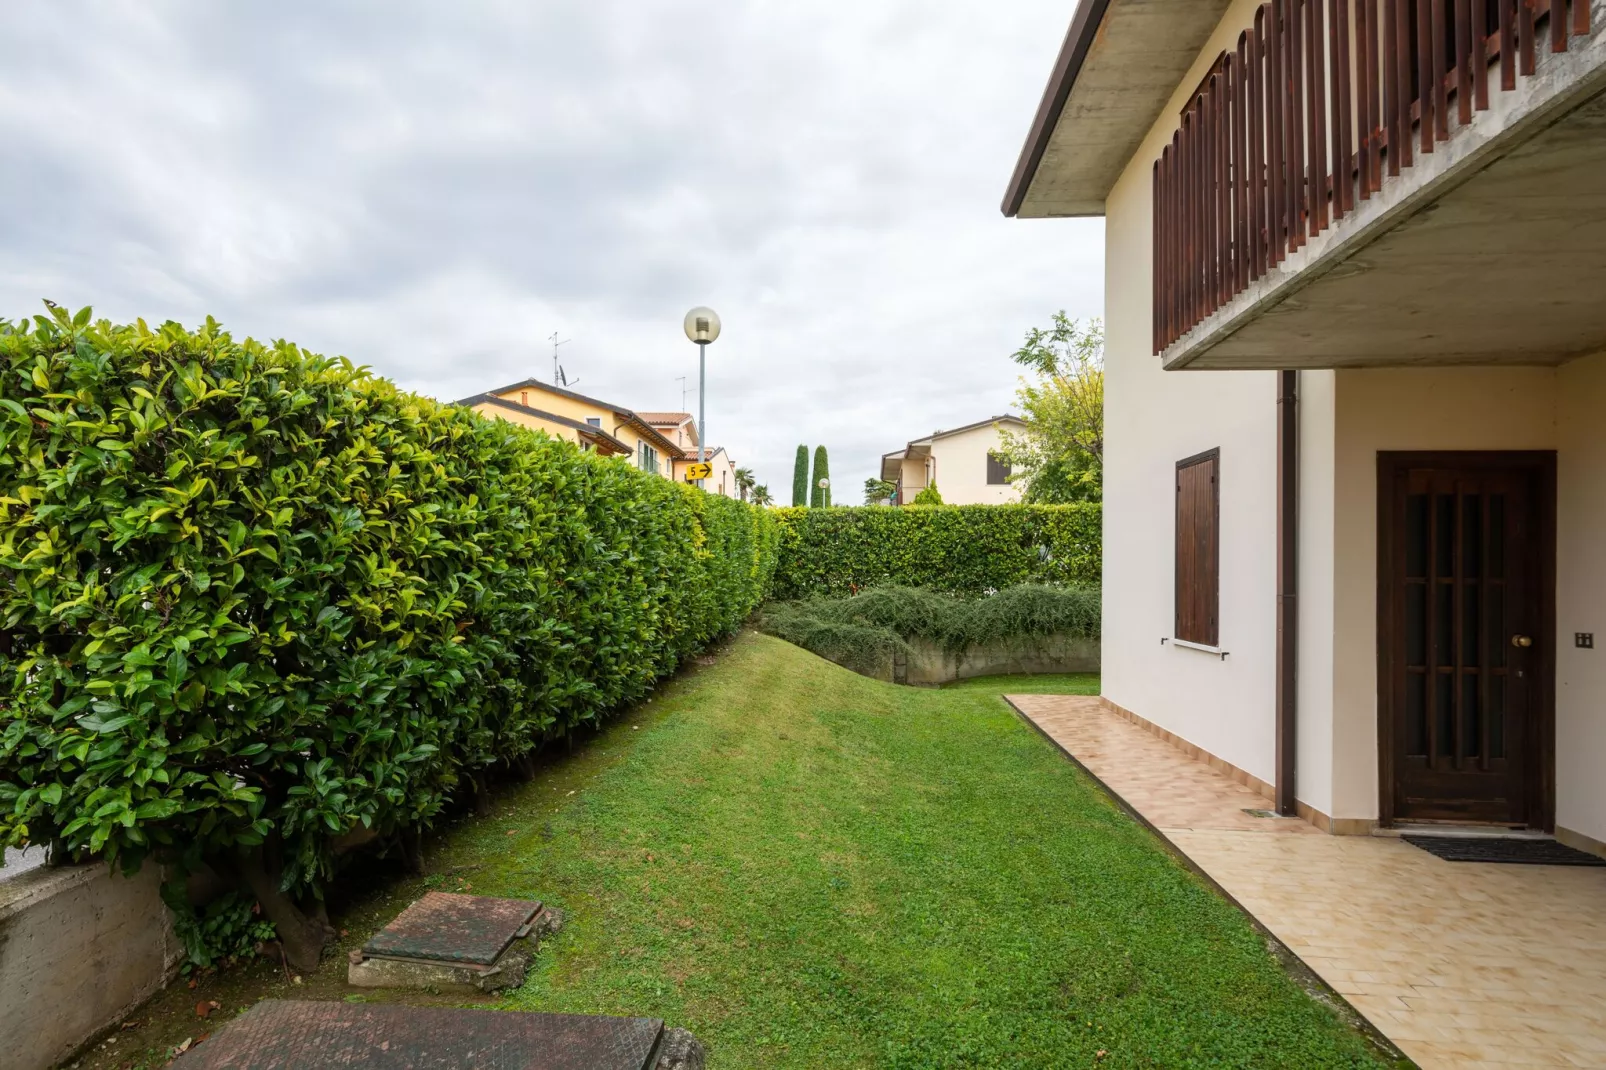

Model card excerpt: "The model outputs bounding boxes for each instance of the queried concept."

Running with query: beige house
[460,379,685,479]
[880,416,1025,505]
[1005,1,1606,851]
[641,412,743,498]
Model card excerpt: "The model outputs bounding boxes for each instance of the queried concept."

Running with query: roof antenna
[550,332,571,386]
[675,376,689,412]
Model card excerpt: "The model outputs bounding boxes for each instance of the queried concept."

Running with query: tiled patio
[1009,694,1606,1070]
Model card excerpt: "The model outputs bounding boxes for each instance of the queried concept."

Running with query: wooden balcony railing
[1153,0,1594,355]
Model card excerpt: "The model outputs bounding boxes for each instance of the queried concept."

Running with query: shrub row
[0,307,777,968]
[770,503,1100,599]
[761,584,1101,679]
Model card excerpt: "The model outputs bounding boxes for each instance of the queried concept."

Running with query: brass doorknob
[1511,635,1534,648]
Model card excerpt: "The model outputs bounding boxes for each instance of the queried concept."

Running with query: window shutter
[1175,450,1220,646]
[986,452,1011,485]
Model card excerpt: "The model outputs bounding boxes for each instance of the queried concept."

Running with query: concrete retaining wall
[899,635,1100,685]
[0,861,178,1070]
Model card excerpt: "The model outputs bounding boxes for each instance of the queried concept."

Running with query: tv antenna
[550,332,574,387]
[676,376,689,412]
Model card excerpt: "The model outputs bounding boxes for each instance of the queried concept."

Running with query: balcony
[1156,0,1606,370]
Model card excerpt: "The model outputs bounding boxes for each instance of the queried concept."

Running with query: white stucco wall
[1102,0,1301,790]
[926,423,1023,505]
[1555,352,1606,846]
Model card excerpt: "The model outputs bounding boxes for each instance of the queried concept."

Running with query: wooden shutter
[1175,449,1220,646]
[986,452,1011,485]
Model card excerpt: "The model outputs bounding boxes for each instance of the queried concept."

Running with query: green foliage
[791,445,808,507]
[911,482,944,506]
[161,880,277,973]
[760,583,1100,677]
[998,313,1104,503]
[750,484,773,507]
[770,503,1100,600]
[862,478,896,506]
[809,445,830,508]
[0,306,778,908]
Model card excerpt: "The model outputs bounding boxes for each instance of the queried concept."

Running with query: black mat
[1402,835,1606,866]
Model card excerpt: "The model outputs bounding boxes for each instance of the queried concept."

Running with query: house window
[586,417,601,427]
[1175,449,1220,647]
[986,452,1011,485]
[637,442,659,476]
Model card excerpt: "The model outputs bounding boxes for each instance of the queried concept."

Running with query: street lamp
[817,476,830,507]
[683,307,722,488]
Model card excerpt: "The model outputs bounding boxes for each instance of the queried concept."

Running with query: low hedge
[0,307,777,969]
[761,584,1100,680]
[771,503,1100,599]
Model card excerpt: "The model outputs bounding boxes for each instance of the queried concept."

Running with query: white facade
[881,417,1024,505]
[1027,0,1606,851]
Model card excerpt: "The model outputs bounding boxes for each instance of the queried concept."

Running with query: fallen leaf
[506,829,518,836]
[194,1001,212,1019]
[292,975,303,985]
[174,1038,193,1054]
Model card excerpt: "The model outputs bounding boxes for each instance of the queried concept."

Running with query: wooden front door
[1378,452,1555,828]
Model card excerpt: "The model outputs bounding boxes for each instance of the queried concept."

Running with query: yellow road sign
[683,462,713,480]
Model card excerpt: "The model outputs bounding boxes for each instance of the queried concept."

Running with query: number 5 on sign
[683,462,712,481]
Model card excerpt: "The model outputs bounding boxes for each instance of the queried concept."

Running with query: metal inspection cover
[173,1000,666,1070]
[363,892,543,966]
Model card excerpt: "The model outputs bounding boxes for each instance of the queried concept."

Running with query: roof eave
[1001,0,1112,218]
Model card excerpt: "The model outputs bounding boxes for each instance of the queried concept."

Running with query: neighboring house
[881,416,1025,505]
[641,412,743,498]
[459,379,683,478]
[1005,0,1605,855]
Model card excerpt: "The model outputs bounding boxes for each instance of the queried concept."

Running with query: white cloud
[0,0,1102,501]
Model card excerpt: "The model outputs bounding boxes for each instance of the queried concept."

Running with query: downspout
[1275,370,1299,816]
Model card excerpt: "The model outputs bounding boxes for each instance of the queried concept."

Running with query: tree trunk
[214,849,334,975]
[471,774,492,816]
[398,825,426,876]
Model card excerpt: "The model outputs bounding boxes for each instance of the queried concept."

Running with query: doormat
[1402,835,1606,866]
[171,999,668,1070]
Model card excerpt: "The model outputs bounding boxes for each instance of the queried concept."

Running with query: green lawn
[941,671,1101,695]
[86,632,1391,1069]
[451,633,1388,1068]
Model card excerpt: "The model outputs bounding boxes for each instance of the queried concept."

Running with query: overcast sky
[0,2,1102,500]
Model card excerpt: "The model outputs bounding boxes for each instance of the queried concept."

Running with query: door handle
[1511,634,1534,648]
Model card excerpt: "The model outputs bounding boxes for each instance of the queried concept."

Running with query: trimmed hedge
[0,307,777,968]
[771,504,1100,599]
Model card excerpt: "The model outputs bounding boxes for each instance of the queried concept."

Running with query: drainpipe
[1275,370,1299,816]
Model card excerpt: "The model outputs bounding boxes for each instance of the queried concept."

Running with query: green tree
[912,482,945,506]
[997,313,1104,503]
[733,466,755,502]
[863,477,897,505]
[810,446,831,508]
[751,484,773,506]
[792,445,809,506]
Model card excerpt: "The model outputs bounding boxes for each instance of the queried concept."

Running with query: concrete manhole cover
[171,999,666,1069]
[363,891,543,966]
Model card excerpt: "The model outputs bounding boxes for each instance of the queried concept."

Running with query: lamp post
[817,477,830,508]
[683,307,722,489]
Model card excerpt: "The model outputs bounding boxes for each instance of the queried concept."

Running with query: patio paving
[1008,694,1606,1070]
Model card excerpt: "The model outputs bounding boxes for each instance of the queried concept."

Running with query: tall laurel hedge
[770,503,1100,599]
[0,307,777,969]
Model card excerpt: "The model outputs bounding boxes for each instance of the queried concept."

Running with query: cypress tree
[810,445,831,508]
[791,444,809,506]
